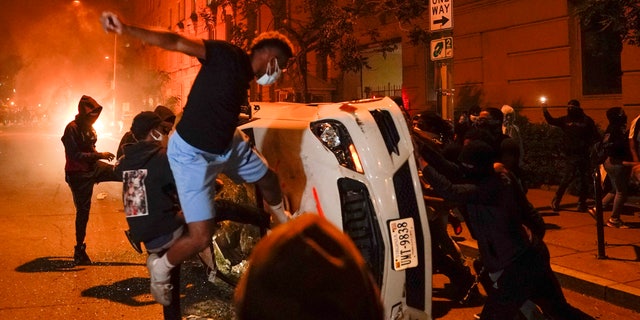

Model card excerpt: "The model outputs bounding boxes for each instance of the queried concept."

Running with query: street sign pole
[429,0,454,120]
[593,168,607,259]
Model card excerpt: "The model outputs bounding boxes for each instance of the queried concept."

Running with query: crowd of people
[60,10,296,320]
[56,9,636,320]
[411,100,613,319]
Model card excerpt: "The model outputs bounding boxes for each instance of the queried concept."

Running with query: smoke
[1,1,119,129]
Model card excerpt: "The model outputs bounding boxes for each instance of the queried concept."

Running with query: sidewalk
[456,187,640,313]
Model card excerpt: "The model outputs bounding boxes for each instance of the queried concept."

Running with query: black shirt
[175,40,254,154]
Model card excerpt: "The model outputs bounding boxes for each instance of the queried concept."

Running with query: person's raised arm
[100,11,205,60]
[630,138,640,162]
[629,118,640,162]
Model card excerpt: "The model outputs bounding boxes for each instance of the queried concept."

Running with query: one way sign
[430,0,453,31]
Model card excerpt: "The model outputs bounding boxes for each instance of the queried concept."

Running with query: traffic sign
[430,37,453,61]
[430,0,453,31]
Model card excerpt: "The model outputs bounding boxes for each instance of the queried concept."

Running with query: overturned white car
[238,96,433,320]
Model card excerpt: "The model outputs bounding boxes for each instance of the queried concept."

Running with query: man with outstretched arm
[100,11,294,306]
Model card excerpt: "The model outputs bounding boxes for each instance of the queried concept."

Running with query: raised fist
[100,12,124,34]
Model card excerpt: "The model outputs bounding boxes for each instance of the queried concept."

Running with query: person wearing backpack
[598,107,632,228]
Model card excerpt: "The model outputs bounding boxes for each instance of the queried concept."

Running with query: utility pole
[112,34,117,126]
[429,0,454,120]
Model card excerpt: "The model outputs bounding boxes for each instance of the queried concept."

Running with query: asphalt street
[1,124,638,319]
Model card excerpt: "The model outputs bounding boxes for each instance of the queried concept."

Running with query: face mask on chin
[150,129,164,142]
[256,59,281,86]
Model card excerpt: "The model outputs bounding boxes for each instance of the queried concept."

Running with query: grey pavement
[456,187,640,313]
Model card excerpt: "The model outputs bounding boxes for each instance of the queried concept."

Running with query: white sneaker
[146,253,173,306]
[268,201,292,226]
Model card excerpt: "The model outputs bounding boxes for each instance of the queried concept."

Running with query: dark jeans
[65,161,119,246]
[555,156,591,204]
[602,158,631,220]
[429,210,471,287]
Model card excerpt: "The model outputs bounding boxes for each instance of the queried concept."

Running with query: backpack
[590,133,610,166]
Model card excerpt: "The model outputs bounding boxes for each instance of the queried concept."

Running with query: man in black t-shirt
[100,12,294,306]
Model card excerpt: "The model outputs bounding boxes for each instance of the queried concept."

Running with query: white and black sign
[430,0,453,31]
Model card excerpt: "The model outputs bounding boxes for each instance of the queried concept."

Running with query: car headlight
[310,120,364,174]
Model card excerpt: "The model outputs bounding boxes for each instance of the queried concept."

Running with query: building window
[580,18,622,95]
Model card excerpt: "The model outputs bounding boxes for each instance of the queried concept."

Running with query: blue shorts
[167,129,269,223]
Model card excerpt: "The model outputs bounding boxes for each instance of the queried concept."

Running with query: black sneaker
[73,243,92,265]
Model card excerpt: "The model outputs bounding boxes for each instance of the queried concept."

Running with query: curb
[457,241,640,313]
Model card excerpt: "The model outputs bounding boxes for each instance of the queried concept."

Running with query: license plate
[388,217,418,271]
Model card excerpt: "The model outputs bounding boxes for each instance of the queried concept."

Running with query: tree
[348,0,432,45]
[573,0,640,47]
[200,0,395,102]
[197,0,438,102]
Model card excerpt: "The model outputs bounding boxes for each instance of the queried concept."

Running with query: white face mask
[150,129,164,142]
[256,59,281,86]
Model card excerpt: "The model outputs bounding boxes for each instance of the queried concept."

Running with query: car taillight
[310,120,364,173]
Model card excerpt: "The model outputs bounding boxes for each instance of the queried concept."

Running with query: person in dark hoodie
[116,105,177,253]
[470,107,523,186]
[421,140,589,320]
[117,105,176,159]
[543,99,600,212]
[114,111,184,316]
[61,95,118,265]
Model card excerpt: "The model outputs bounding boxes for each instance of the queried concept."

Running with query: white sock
[269,201,291,225]
[153,254,174,281]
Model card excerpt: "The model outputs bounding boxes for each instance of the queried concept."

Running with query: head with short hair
[130,111,162,141]
[250,31,294,70]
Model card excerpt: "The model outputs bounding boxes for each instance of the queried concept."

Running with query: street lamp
[112,34,117,126]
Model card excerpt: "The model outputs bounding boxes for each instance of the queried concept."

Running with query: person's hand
[100,12,124,34]
[100,152,115,161]
[522,224,533,242]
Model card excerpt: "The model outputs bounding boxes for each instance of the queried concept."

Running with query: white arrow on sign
[430,0,453,31]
